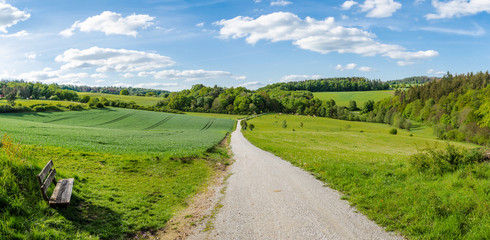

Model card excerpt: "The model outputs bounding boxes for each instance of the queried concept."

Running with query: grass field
[0,99,85,107]
[313,90,395,106]
[0,108,235,239]
[78,92,162,106]
[243,114,488,239]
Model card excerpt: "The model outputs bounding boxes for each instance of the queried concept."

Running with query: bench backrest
[37,160,57,201]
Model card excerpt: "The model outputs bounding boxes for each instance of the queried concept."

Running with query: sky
[0,0,489,91]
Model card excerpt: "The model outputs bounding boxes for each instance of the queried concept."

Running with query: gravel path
[202,121,403,240]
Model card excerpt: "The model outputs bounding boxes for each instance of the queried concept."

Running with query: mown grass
[243,114,489,240]
[313,90,394,106]
[0,109,235,239]
[78,93,161,107]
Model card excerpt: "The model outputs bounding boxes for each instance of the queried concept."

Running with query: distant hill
[386,76,438,85]
[257,77,390,92]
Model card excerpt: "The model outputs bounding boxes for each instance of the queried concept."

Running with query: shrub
[240,120,248,130]
[80,95,90,103]
[249,124,255,131]
[282,120,287,128]
[410,144,485,175]
[389,128,397,135]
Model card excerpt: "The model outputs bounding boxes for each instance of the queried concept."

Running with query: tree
[348,100,358,111]
[249,124,255,131]
[6,88,17,106]
[120,89,129,95]
[240,120,248,130]
[361,100,375,114]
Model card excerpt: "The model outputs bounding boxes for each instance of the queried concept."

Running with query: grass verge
[243,114,489,239]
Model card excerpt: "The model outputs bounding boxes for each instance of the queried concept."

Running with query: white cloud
[25,52,36,60]
[121,73,134,78]
[1,68,88,85]
[216,12,437,63]
[427,68,445,75]
[0,30,28,38]
[240,81,266,90]
[426,0,490,19]
[141,69,246,82]
[90,73,107,79]
[335,63,357,71]
[0,3,30,33]
[55,47,175,72]
[397,61,415,66]
[196,22,205,27]
[60,11,155,37]
[360,0,402,18]
[358,66,374,72]
[417,24,485,36]
[271,1,292,6]
[280,74,323,82]
[341,1,359,10]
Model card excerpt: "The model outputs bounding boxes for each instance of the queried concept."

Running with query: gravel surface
[200,121,403,240]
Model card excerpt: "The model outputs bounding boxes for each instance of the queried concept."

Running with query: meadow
[0,99,85,107]
[313,90,395,106]
[0,108,235,239]
[78,92,162,107]
[243,114,489,239]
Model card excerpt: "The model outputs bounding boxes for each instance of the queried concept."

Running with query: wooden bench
[37,160,74,207]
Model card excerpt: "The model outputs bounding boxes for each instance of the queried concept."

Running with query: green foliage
[119,89,129,95]
[80,95,90,103]
[243,114,489,240]
[282,119,287,128]
[258,77,389,92]
[241,120,248,130]
[249,123,255,131]
[389,128,397,135]
[361,100,375,114]
[410,144,486,175]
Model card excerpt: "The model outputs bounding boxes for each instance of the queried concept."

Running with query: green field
[243,114,488,239]
[0,99,85,107]
[0,108,235,239]
[313,90,395,106]
[78,92,162,106]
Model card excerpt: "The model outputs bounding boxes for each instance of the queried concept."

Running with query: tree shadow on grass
[58,194,127,240]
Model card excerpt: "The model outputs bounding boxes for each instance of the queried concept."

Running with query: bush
[240,120,248,130]
[389,128,397,135]
[410,144,486,175]
[80,95,90,103]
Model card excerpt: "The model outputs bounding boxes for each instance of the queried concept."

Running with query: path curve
[203,121,402,240]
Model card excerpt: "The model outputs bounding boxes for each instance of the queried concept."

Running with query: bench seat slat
[49,178,74,207]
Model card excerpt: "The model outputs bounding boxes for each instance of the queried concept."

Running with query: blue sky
[0,0,489,90]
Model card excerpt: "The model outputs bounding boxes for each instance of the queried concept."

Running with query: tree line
[61,85,169,96]
[257,77,390,92]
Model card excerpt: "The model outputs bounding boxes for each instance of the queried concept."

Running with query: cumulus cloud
[427,68,445,75]
[0,3,30,33]
[55,47,175,72]
[360,0,402,18]
[335,63,357,71]
[358,66,374,72]
[216,12,437,63]
[341,1,359,10]
[426,0,490,19]
[1,68,88,85]
[240,81,266,90]
[271,1,292,6]
[397,61,415,66]
[140,69,246,82]
[0,30,28,38]
[25,52,36,60]
[60,11,155,37]
[280,74,323,82]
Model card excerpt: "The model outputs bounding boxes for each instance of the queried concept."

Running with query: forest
[61,85,169,96]
[257,77,390,92]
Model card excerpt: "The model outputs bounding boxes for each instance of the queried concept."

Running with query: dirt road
[197,121,402,239]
